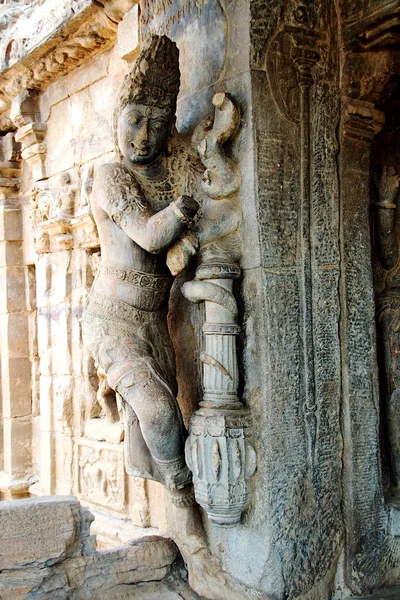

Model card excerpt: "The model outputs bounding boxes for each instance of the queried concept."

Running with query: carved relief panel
[77,439,126,513]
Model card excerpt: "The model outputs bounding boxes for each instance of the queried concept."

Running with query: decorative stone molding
[0,160,20,205]
[97,0,138,24]
[342,98,385,142]
[10,90,47,182]
[0,1,117,111]
[342,2,400,50]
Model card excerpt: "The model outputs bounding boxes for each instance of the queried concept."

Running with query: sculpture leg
[117,371,191,491]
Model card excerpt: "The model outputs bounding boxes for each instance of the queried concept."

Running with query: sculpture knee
[119,376,177,427]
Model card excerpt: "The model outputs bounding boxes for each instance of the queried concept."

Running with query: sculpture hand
[166,233,199,275]
[173,195,199,221]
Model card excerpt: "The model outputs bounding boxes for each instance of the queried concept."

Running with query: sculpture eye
[152,120,166,130]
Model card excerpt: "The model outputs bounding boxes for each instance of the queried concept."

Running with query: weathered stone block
[0,312,29,358]
[0,266,27,314]
[67,52,109,97]
[117,5,139,62]
[69,86,113,165]
[1,357,32,418]
[3,416,32,475]
[0,241,23,267]
[0,496,79,569]
[0,208,22,242]
[45,98,74,178]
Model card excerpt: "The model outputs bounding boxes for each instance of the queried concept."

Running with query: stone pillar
[0,144,34,498]
[340,93,388,592]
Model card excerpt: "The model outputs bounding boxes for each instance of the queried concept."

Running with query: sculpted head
[114,36,180,165]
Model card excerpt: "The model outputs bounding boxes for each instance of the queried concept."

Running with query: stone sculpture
[82,35,201,504]
[375,166,400,490]
[167,93,256,526]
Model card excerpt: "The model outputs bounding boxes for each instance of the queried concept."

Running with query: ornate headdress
[113,35,180,159]
[117,35,180,111]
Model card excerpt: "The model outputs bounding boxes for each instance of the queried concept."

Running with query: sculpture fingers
[182,279,238,317]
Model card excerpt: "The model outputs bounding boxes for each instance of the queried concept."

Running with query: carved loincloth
[82,291,181,481]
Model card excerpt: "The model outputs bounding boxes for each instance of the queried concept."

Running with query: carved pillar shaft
[340,96,387,592]
[292,35,320,470]
[185,274,256,526]
[202,281,240,408]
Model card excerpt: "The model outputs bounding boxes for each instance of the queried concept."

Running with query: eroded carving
[0,2,117,106]
[78,439,126,511]
[374,166,400,491]
[167,93,256,526]
[82,35,202,504]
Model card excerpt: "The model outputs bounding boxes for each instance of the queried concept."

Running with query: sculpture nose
[137,121,149,145]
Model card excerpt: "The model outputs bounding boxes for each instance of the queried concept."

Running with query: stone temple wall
[0,0,170,546]
[2,1,400,599]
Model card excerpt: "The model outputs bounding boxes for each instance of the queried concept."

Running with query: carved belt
[100,264,172,292]
[83,292,167,327]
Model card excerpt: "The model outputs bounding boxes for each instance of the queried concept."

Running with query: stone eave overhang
[342,0,400,50]
[0,0,118,122]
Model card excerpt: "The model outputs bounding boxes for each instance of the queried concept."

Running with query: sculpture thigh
[377,292,400,487]
[82,309,188,484]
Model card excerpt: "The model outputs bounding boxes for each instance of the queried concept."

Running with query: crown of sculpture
[117,35,180,113]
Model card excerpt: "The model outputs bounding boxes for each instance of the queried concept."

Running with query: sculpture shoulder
[94,162,139,194]
[93,162,148,216]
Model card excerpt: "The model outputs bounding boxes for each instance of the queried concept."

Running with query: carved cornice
[342,1,400,50]
[0,0,117,114]
[342,98,385,142]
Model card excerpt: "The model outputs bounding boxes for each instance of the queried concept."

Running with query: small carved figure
[82,36,201,502]
[374,166,400,489]
[53,171,75,219]
[31,183,51,225]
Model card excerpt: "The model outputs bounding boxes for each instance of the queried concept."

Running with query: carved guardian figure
[375,166,400,489]
[82,36,201,503]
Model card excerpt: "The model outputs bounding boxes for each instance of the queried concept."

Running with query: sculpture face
[117,103,172,165]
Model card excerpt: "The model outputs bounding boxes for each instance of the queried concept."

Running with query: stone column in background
[0,133,35,499]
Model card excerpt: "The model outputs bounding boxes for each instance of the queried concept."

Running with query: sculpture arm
[375,168,400,271]
[93,164,198,254]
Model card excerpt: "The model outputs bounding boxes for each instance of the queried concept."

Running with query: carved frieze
[0,1,117,111]
[29,169,98,253]
[77,439,126,512]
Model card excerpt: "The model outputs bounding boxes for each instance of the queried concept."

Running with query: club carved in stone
[169,93,256,526]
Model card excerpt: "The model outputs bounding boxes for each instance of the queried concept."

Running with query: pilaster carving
[11,90,47,182]
[0,129,20,207]
[266,3,323,469]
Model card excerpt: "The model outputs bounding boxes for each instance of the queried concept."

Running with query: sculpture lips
[134,143,150,156]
